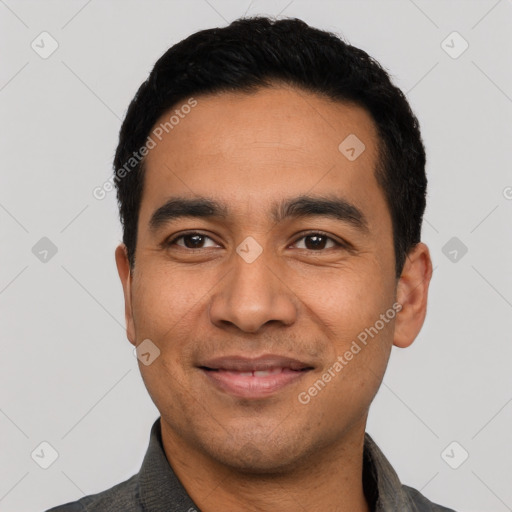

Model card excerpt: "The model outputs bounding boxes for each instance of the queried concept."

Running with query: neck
[161,419,372,512]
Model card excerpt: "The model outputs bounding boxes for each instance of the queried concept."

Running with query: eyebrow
[148,194,370,234]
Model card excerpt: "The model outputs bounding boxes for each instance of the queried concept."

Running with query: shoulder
[45,473,140,512]
[402,484,458,512]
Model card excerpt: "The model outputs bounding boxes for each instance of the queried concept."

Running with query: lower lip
[200,368,310,399]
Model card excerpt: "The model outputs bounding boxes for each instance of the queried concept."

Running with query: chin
[216,447,300,475]
[201,430,313,475]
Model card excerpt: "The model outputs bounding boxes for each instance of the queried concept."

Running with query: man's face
[117,85,403,472]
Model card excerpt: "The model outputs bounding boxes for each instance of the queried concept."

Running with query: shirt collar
[138,418,412,512]
[138,418,198,511]
[363,432,418,511]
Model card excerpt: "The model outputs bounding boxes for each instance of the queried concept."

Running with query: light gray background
[1,0,511,511]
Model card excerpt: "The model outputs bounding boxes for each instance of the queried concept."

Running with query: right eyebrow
[149,197,228,233]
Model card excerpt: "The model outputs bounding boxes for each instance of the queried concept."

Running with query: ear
[393,242,433,349]
[115,243,136,346]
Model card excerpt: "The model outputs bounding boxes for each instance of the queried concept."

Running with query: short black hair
[113,16,427,279]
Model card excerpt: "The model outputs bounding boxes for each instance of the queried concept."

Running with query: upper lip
[198,354,314,372]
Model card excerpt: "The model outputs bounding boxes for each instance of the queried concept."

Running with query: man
[48,16,457,512]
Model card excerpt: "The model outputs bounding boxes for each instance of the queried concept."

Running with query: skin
[115,84,432,512]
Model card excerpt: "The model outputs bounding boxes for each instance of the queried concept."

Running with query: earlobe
[393,242,433,349]
[115,243,136,346]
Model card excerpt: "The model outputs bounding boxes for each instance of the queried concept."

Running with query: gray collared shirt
[47,418,457,512]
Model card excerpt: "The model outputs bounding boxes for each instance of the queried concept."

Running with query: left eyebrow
[271,194,370,234]
[148,194,370,235]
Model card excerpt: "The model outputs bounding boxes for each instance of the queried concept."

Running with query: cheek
[302,321,393,426]
[294,265,395,383]
[131,265,207,337]
[138,358,192,432]
[293,263,389,332]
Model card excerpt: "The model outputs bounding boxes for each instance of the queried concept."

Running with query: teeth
[253,368,283,377]
[222,368,286,376]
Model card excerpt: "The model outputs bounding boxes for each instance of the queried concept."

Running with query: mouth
[198,355,314,399]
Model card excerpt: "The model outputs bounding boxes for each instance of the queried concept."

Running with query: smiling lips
[199,355,313,399]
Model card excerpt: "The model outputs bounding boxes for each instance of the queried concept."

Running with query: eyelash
[164,231,347,252]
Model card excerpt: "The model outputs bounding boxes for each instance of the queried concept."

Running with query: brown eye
[293,232,343,251]
[166,233,219,249]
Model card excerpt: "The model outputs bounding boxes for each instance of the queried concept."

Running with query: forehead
[139,85,387,232]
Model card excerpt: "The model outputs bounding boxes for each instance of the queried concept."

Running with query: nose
[208,248,298,333]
